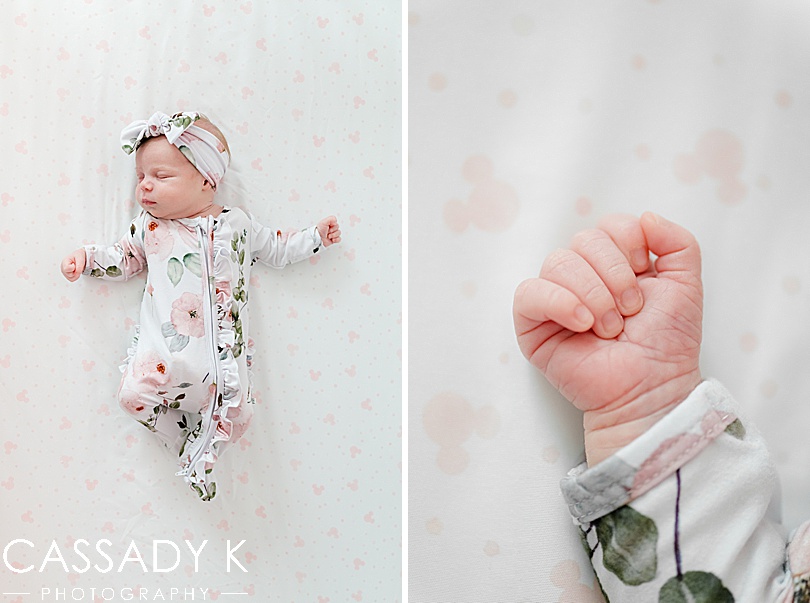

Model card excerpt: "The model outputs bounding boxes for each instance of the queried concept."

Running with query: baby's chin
[139,202,163,217]
[137,199,216,219]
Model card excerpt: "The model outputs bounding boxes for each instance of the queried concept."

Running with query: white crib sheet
[0,1,401,600]
[409,1,810,601]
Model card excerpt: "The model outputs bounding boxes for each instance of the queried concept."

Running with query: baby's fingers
[513,277,594,339]
[61,259,78,281]
[570,228,643,317]
[540,249,625,338]
[597,214,650,274]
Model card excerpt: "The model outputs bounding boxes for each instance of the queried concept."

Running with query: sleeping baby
[60,111,341,501]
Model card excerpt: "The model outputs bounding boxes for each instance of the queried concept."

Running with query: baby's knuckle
[546,286,570,309]
[581,281,607,304]
[570,228,605,252]
[541,248,576,276]
[604,260,630,281]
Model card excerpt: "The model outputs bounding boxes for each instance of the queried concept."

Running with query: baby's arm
[61,213,147,282]
[514,213,803,600]
[250,214,340,268]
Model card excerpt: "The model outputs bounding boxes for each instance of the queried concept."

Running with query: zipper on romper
[180,216,222,483]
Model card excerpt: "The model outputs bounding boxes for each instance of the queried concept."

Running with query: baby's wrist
[582,370,702,467]
[74,248,88,275]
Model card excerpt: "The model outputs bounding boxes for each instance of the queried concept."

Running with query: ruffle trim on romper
[119,325,140,373]
[245,337,256,404]
[177,219,243,501]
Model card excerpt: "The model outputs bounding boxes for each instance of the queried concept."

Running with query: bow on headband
[120,112,230,189]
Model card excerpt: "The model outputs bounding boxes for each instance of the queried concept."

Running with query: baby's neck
[186,203,223,219]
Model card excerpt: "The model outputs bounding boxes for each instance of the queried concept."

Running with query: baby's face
[134,137,213,220]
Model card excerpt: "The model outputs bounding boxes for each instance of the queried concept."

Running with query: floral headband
[120,111,230,189]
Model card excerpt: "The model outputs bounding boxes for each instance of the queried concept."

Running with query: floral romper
[84,207,322,500]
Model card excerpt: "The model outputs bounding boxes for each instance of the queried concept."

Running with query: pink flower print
[171,292,205,338]
[119,388,147,415]
[215,419,232,439]
[131,350,170,388]
[226,404,253,442]
[214,280,233,320]
[788,522,810,579]
[144,221,175,259]
[276,228,299,243]
[176,223,199,248]
[215,278,232,300]
[146,113,169,137]
[198,383,217,416]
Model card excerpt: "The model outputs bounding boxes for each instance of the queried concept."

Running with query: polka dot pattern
[410,0,810,600]
[1,1,400,600]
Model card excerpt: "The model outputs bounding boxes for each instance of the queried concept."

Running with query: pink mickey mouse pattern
[674,130,747,205]
[422,391,501,474]
[444,155,520,233]
[2,0,399,600]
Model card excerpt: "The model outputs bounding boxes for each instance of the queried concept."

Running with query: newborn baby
[61,112,341,500]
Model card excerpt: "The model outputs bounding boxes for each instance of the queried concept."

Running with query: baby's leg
[118,379,200,456]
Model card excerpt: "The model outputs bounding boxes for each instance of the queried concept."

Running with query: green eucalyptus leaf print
[161,321,177,337]
[90,268,104,278]
[724,419,746,440]
[169,334,190,353]
[167,257,184,286]
[579,527,595,559]
[659,572,734,602]
[178,145,196,167]
[183,252,202,277]
[106,265,123,278]
[596,506,658,586]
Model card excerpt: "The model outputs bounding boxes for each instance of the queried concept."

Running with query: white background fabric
[410,1,810,601]
[0,1,401,600]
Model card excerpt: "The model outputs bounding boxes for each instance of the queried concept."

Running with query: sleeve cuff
[311,225,323,248]
[81,245,96,276]
[560,378,740,525]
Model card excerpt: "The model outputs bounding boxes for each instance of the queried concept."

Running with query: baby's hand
[513,213,703,466]
[61,249,87,282]
[317,215,341,247]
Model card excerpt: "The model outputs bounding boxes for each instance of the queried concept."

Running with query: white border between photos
[401,0,409,601]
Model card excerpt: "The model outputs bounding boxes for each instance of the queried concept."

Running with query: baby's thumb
[640,212,701,281]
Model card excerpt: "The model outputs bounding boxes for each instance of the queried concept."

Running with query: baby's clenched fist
[513,213,704,466]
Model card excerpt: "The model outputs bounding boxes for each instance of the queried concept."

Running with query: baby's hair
[194,115,231,158]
